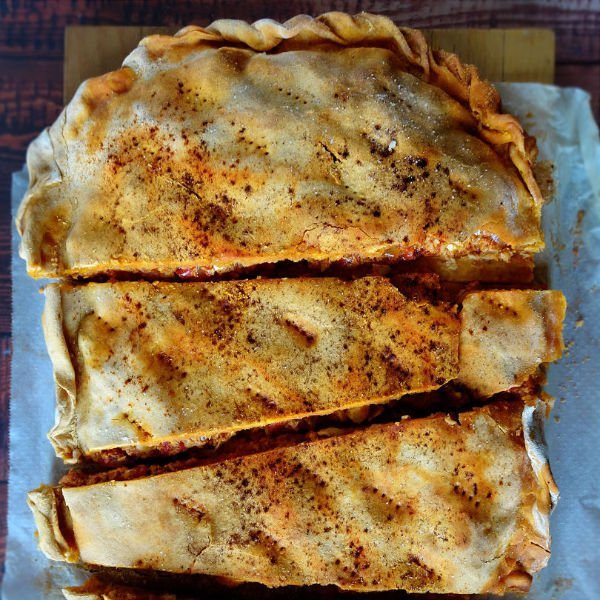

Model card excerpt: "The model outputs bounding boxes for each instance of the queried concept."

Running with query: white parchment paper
[3,83,600,600]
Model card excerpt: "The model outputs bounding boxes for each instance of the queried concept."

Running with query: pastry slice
[29,400,557,594]
[18,13,543,282]
[458,289,566,397]
[44,277,458,463]
[43,278,565,463]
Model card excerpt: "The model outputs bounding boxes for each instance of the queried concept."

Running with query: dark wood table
[1,0,599,585]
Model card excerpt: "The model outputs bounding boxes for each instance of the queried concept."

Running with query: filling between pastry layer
[63,381,539,484]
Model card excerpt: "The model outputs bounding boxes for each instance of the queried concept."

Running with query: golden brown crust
[458,290,566,397]
[43,280,565,464]
[174,13,541,203]
[30,401,555,594]
[43,277,460,462]
[17,12,542,280]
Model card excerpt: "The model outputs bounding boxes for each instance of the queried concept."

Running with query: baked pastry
[18,13,542,282]
[43,278,564,463]
[458,290,566,396]
[44,276,457,462]
[29,400,557,594]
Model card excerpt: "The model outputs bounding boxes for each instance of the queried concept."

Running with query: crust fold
[484,401,558,594]
[27,485,78,563]
[42,284,80,462]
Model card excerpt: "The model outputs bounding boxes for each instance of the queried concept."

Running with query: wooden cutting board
[64,26,554,102]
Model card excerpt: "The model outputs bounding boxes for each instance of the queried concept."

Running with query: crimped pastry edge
[167,12,542,206]
[484,400,558,594]
[17,11,543,279]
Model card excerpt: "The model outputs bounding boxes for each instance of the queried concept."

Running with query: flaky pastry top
[42,279,564,464]
[29,401,556,594]
[18,12,543,280]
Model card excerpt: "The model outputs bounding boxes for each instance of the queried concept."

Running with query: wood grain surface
[1,0,600,587]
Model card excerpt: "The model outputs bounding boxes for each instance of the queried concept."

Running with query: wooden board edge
[64,26,555,102]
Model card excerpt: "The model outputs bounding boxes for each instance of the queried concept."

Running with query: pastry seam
[43,284,80,463]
